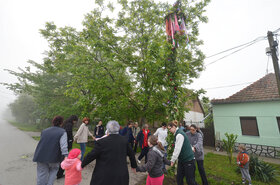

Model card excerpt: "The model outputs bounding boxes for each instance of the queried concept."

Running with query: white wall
[184,111,205,128]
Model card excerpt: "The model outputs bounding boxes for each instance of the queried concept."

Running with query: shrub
[249,155,278,183]
[222,133,238,164]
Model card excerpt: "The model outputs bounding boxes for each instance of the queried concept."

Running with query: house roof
[211,73,280,104]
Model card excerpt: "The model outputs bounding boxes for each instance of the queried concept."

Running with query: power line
[205,38,266,66]
[273,28,280,34]
[205,81,254,90]
[206,36,267,59]
[204,27,280,67]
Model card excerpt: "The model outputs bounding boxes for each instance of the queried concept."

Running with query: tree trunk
[140,117,146,128]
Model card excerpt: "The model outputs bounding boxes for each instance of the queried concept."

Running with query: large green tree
[4,0,209,125]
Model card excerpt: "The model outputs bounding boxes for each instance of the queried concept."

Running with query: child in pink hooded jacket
[61,148,82,185]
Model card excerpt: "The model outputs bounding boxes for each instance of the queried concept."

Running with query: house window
[277,117,280,133]
[240,117,259,136]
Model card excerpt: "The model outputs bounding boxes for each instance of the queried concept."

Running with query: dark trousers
[129,140,134,149]
[57,141,72,178]
[177,159,197,185]
[138,146,149,163]
[196,160,208,185]
[133,142,138,153]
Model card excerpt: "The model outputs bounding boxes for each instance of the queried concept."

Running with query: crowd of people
[33,116,250,185]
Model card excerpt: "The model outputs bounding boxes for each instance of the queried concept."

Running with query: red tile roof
[211,73,280,104]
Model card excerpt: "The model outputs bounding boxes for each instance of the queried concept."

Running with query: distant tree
[9,94,37,123]
[4,60,79,120]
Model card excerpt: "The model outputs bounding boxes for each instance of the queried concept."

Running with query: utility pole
[267,31,280,95]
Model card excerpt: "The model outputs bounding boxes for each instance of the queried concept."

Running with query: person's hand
[92,136,96,141]
[192,146,195,152]
[131,168,136,174]
[171,162,174,167]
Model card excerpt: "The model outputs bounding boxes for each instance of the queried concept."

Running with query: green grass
[8,121,46,132]
[137,152,280,185]
[193,152,280,185]
[32,136,41,141]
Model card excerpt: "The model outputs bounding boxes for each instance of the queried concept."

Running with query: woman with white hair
[82,120,137,185]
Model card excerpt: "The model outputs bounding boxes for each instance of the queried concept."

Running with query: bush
[222,133,238,164]
[249,155,278,183]
[236,155,278,183]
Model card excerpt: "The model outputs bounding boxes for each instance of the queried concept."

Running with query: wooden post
[267,31,280,95]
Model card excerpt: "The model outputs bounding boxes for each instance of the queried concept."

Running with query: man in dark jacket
[136,124,151,164]
[94,120,105,138]
[120,121,134,148]
[82,120,137,185]
[33,116,68,185]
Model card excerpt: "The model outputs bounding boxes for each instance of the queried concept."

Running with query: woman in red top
[136,124,151,164]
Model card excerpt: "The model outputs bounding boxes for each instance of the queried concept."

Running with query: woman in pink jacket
[61,148,83,185]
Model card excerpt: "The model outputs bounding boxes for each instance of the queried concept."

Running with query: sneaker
[137,159,141,164]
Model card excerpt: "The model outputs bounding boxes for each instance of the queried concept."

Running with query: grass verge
[8,121,45,132]
[136,152,280,185]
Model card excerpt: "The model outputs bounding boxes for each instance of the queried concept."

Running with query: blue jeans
[80,143,86,160]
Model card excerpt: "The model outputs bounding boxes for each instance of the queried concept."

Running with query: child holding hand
[61,148,83,185]
[136,135,171,185]
[237,144,252,185]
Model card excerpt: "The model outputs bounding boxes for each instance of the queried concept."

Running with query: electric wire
[205,37,266,66]
[204,81,255,90]
[206,36,267,59]
[204,27,280,67]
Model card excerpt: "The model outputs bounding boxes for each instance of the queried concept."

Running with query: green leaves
[249,155,278,183]
[222,133,238,164]
[4,0,209,126]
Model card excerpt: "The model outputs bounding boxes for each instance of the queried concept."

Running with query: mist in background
[1,0,280,121]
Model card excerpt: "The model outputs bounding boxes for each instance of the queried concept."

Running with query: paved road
[0,120,38,185]
[0,121,145,185]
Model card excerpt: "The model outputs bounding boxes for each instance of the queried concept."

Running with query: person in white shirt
[154,122,168,148]
[154,122,168,171]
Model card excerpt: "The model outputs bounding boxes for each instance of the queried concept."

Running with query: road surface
[0,120,38,185]
[0,121,145,185]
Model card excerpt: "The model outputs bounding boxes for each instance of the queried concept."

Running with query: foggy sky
[1,0,280,114]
